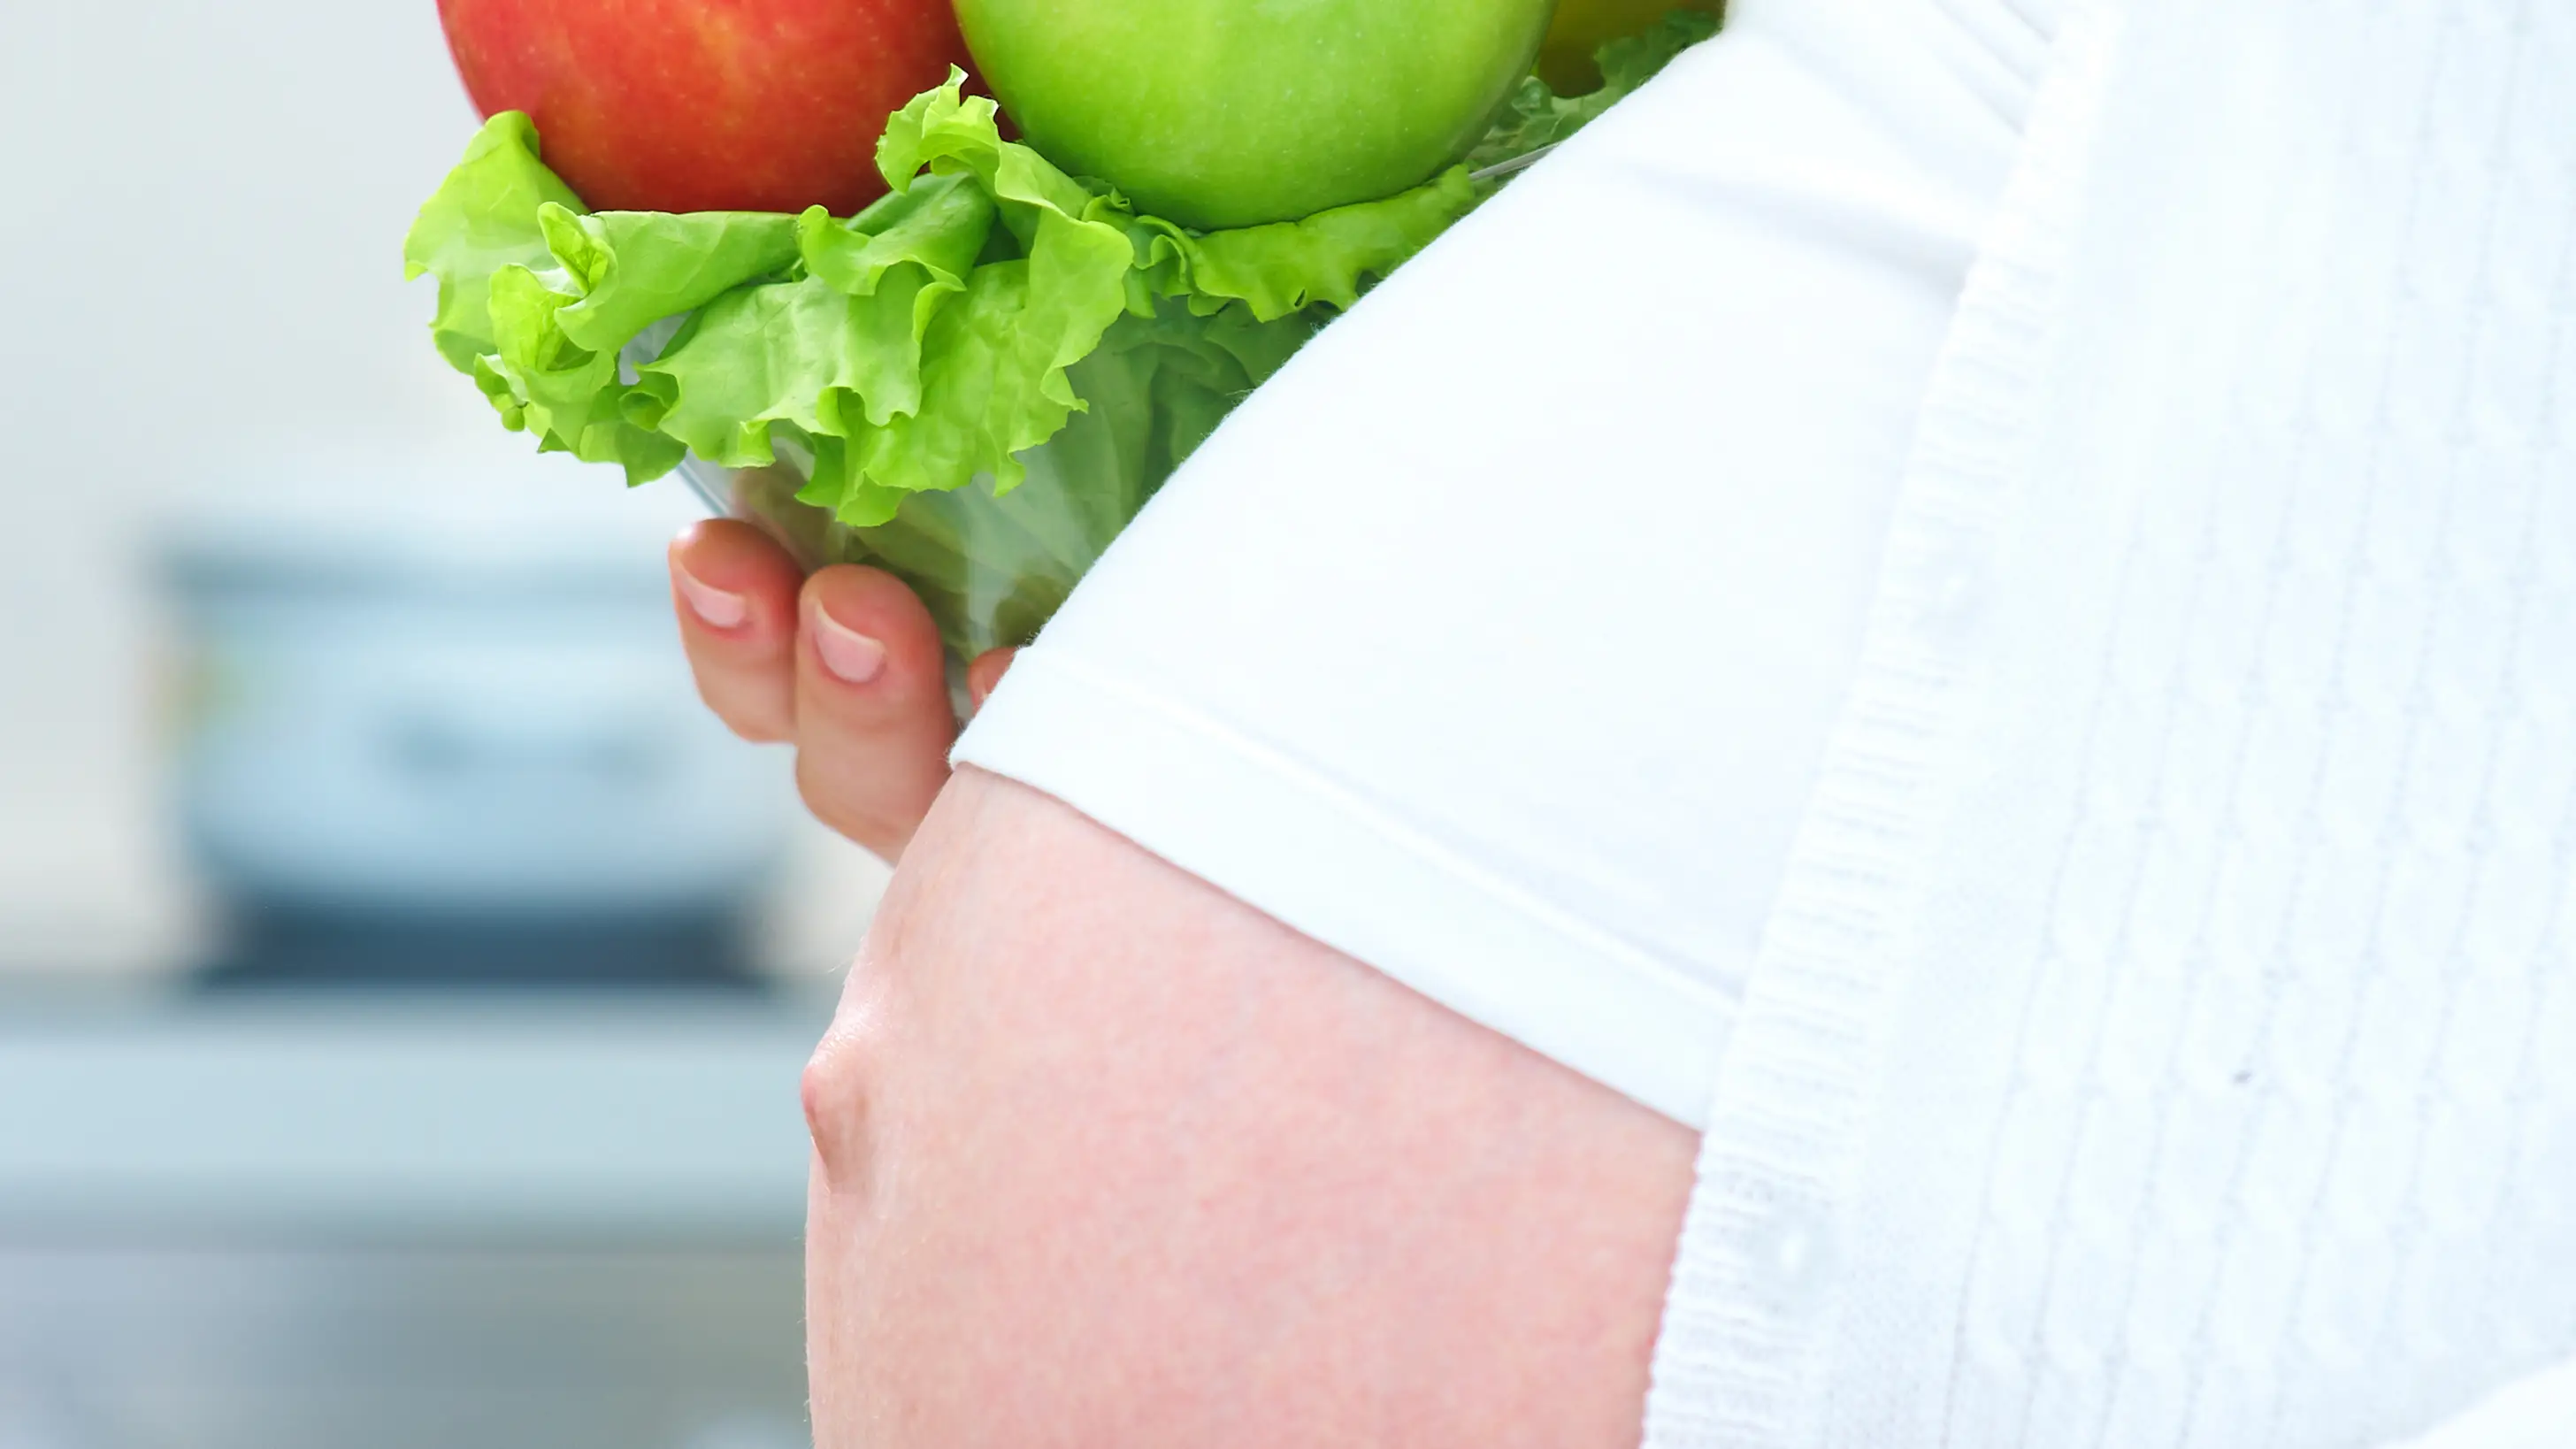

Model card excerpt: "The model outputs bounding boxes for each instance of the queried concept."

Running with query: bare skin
[671,520,1699,1446]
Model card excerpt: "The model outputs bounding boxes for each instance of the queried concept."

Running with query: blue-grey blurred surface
[158,497,802,987]
[0,988,827,1449]
[0,993,817,1239]
[0,0,887,1438]
[0,1246,809,1449]
[165,510,792,926]
[0,0,893,980]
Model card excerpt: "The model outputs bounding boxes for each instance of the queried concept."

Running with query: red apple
[437,0,971,215]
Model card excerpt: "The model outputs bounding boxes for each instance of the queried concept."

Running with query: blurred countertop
[0,986,831,1246]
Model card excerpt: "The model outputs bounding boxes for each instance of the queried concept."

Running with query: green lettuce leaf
[404,111,807,481]
[837,301,1317,656]
[402,68,1585,505]
[402,111,584,373]
[537,206,804,356]
[480,204,803,478]
[1130,165,1478,322]
[1466,8,1721,172]
[405,19,1718,649]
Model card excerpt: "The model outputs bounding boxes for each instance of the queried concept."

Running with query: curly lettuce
[1466,9,1721,172]
[404,16,1720,652]
[403,72,1475,520]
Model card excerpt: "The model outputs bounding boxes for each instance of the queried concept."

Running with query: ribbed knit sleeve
[1644,1,2576,1445]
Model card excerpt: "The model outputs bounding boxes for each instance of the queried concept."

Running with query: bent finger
[794,565,959,861]
[966,648,1018,709]
[670,520,805,743]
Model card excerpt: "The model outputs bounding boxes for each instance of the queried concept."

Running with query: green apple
[954,0,1558,230]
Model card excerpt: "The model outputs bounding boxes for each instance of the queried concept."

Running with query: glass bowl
[667,386,1177,691]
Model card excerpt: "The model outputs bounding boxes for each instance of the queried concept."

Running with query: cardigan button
[1917,552,1990,646]
[1748,1201,1841,1319]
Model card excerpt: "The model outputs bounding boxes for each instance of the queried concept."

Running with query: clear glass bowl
[670,386,1169,674]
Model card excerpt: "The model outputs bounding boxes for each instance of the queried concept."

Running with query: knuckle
[721,709,788,746]
[796,754,908,859]
[686,666,791,744]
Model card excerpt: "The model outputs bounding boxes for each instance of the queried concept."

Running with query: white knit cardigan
[1643,2,2576,1446]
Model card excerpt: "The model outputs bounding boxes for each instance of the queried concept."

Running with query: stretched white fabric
[1644,1,2576,1445]
[956,0,2058,1127]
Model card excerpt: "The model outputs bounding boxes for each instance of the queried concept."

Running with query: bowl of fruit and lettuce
[407,0,1721,666]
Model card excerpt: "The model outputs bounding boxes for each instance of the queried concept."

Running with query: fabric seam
[992,648,1740,1019]
[1640,1,2124,1443]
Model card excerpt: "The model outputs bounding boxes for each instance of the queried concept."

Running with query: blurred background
[2,1,888,1443]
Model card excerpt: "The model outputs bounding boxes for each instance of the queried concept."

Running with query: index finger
[670,519,806,743]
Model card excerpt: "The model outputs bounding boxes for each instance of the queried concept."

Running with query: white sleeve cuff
[955,648,1735,1127]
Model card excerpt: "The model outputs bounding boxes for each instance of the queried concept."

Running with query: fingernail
[814,610,888,686]
[675,563,750,630]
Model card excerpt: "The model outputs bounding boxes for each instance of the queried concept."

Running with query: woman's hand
[677,522,1695,1448]
[667,518,1015,862]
